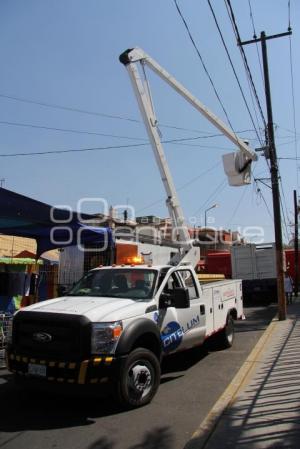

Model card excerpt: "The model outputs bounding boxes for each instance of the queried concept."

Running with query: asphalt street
[0,305,277,449]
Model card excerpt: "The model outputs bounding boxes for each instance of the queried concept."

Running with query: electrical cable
[206,0,262,146]
[0,142,149,157]
[259,188,274,221]
[225,0,267,131]
[173,0,241,146]
[0,93,141,124]
[246,0,266,144]
[0,91,259,137]
[248,0,264,84]
[0,120,147,141]
[288,13,299,188]
[275,124,300,138]
[0,119,258,144]
[136,161,221,214]
[192,178,227,217]
[279,192,291,243]
[279,164,293,239]
[226,184,251,228]
[0,135,235,158]
[226,162,263,230]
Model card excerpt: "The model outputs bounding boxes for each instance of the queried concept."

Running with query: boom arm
[120,49,192,250]
[119,47,257,258]
[120,48,258,160]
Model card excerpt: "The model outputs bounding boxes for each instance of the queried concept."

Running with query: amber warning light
[121,256,144,265]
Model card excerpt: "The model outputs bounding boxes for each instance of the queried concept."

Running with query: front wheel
[116,348,161,408]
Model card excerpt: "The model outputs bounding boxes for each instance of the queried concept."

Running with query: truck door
[156,267,206,355]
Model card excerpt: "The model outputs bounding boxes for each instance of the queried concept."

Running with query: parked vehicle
[6,264,242,407]
[6,47,248,407]
[231,243,278,303]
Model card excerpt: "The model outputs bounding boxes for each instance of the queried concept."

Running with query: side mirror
[173,287,190,308]
[159,288,190,309]
[159,292,173,309]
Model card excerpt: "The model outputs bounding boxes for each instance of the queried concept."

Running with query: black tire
[218,315,235,349]
[116,348,161,408]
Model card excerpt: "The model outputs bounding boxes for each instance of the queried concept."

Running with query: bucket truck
[6,48,252,408]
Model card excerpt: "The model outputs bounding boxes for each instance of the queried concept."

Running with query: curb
[184,316,278,449]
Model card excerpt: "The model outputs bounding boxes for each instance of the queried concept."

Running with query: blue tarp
[0,188,113,257]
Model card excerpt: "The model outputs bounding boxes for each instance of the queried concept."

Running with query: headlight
[91,321,123,354]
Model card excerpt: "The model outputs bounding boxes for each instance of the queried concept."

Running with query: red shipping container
[206,252,232,278]
[285,249,300,286]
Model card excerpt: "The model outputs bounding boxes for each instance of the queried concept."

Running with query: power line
[206,0,263,145]
[245,0,266,142]
[0,119,255,143]
[173,0,239,140]
[0,120,147,141]
[226,184,250,227]
[279,188,291,243]
[279,172,292,240]
[192,178,227,216]
[278,160,292,239]
[275,124,300,138]
[288,16,299,188]
[0,91,254,137]
[225,0,267,130]
[0,135,236,158]
[226,161,261,229]
[247,0,264,83]
[0,92,141,124]
[136,161,221,214]
[0,142,149,157]
[258,186,273,221]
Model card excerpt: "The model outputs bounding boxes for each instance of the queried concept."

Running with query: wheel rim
[226,319,234,344]
[127,360,153,400]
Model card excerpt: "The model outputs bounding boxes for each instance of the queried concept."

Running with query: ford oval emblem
[32,332,52,343]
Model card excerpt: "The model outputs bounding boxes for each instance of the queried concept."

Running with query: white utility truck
[6,48,255,408]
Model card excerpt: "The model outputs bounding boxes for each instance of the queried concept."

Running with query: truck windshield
[67,268,157,300]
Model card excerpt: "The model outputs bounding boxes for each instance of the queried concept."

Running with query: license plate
[28,363,47,377]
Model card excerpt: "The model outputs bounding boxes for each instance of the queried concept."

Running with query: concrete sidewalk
[185,300,300,449]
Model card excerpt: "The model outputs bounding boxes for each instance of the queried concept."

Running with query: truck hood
[22,296,152,322]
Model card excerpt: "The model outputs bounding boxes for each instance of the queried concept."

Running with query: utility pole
[294,189,299,296]
[240,30,292,320]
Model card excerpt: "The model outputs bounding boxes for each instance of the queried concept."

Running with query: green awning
[0,257,43,265]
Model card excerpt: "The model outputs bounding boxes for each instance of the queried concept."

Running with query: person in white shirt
[284,274,293,304]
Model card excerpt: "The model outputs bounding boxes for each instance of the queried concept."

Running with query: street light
[205,204,219,228]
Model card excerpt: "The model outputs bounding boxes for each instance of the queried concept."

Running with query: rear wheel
[116,348,161,408]
[218,315,234,349]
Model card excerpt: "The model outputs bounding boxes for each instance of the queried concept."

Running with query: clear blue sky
[0,0,299,243]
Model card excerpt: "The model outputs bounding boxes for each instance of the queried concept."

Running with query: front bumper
[6,348,124,386]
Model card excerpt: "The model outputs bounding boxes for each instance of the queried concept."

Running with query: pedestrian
[284,274,293,305]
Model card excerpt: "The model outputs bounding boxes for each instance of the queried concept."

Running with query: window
[162,272,181,293]
[179,270,198,300]
[68,268,157,300]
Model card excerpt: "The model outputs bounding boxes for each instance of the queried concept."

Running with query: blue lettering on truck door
[160,315,200,353]
[161,321,183,352]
